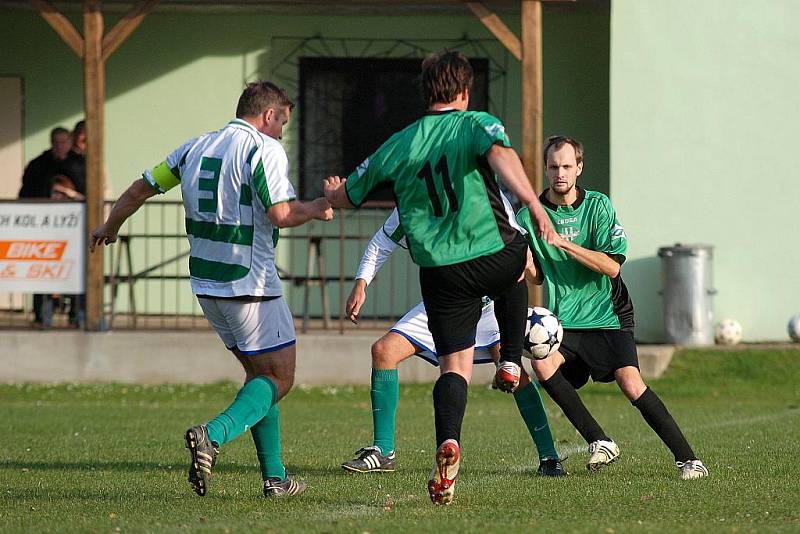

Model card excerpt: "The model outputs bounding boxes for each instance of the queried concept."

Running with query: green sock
[513,381,559,460]
[251,403,286,480]
[371,368,399,455]
[206,376,277,447]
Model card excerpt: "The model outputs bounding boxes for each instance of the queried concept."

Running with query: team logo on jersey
[560,226,579,242]
[484,123,506,138]
[356,158,370,177]
[610,224,626,240]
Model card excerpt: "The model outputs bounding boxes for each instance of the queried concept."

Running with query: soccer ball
[788,314,800,342]
[523,306,563,360]
[714,318,742,346]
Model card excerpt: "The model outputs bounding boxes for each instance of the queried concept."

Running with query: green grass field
[2,348,800,533]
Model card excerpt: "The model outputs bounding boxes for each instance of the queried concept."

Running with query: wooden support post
[31,0,85,58]
[466,2,522,61]
[466,1,546,305]
[102,0,159,62]
[521,0,544,306]
[84,0,105,331]
[36,0,155,331]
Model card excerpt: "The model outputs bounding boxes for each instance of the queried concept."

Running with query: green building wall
[0,4,609,324]
[610,0,800,342]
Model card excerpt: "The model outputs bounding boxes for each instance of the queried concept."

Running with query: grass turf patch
[2,348,799,532]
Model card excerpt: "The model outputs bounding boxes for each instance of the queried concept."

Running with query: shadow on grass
[0,459,428,481]
[0,459,252,474]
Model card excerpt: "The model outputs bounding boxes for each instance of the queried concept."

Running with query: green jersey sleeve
[593,195,628,260]
[469,112,512,155]
[515,207,536,248]
[345,154,390,207]
[143,137,197,193]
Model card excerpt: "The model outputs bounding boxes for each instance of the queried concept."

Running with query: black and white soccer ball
[714,318,742,346]
[523,306,563,360]
[788,314,800,343]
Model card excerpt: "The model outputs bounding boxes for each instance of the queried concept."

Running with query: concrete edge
[1,331,676,384]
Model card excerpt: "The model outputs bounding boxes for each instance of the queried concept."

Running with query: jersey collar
[228,118,258,132]
[425,109,460,116]
[539,186,586,211]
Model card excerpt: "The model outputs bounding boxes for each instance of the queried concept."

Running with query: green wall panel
[611,0,800,341]
[1,5,609,323]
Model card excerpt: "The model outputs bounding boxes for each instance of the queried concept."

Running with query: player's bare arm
[486,144,558,245]
[553,234,621,278]
[89,178,157,252]
[323,175,354,208]
[524,247,544,286]
[346,279,367,324]
[268,197,333,228]
[347,213,402,323]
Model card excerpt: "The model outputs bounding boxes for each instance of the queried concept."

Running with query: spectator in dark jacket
[19,127,72,327]
[18,127,71,199]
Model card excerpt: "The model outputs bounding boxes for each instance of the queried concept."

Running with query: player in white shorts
[390,298,499,366]
[197,296,296,354]
[341,208,565,477]
[90,81,333,499]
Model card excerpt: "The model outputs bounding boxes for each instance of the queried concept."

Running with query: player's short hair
[421,50,473,106]
[236,81,295,118]
[50,127,69,144]
[543,135,584,165]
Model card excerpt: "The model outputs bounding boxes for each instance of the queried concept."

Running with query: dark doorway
[299,57,489,201]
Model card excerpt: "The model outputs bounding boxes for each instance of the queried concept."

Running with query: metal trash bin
[657,244,716,346]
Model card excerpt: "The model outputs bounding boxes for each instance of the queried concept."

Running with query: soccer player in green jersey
[517,135,709,480]
[324,51,557,504]
[90,82,334,498]
[339,208,565,478]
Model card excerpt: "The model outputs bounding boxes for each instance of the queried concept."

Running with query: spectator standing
[19,126,71,198]
[19,126,71,327]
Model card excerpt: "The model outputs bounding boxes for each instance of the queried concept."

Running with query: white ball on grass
[714,318,742,346]
[788,314,800,343]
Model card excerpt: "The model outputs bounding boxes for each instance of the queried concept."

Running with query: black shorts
[420,234,528,356]
[559,329,639,389]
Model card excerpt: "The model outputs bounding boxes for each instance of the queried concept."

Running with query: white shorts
[197,296,296,355]
[390,300,500,366]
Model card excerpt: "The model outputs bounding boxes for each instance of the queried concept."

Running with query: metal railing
[0,200,420,332]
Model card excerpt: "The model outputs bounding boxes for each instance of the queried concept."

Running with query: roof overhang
[1,1,530,15]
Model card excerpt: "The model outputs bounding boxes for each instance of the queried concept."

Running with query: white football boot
[587,439,620,471]
[677,459,709,480]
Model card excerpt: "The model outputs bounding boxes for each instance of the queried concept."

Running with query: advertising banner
[0,202,85,293]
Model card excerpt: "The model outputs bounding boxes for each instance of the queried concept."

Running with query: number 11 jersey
[344,110,519,267]
[143,118,294,297]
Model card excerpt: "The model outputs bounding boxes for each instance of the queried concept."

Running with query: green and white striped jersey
[144,118,295,297]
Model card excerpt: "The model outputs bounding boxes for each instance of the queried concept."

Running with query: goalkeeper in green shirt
[517,135,708,481]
